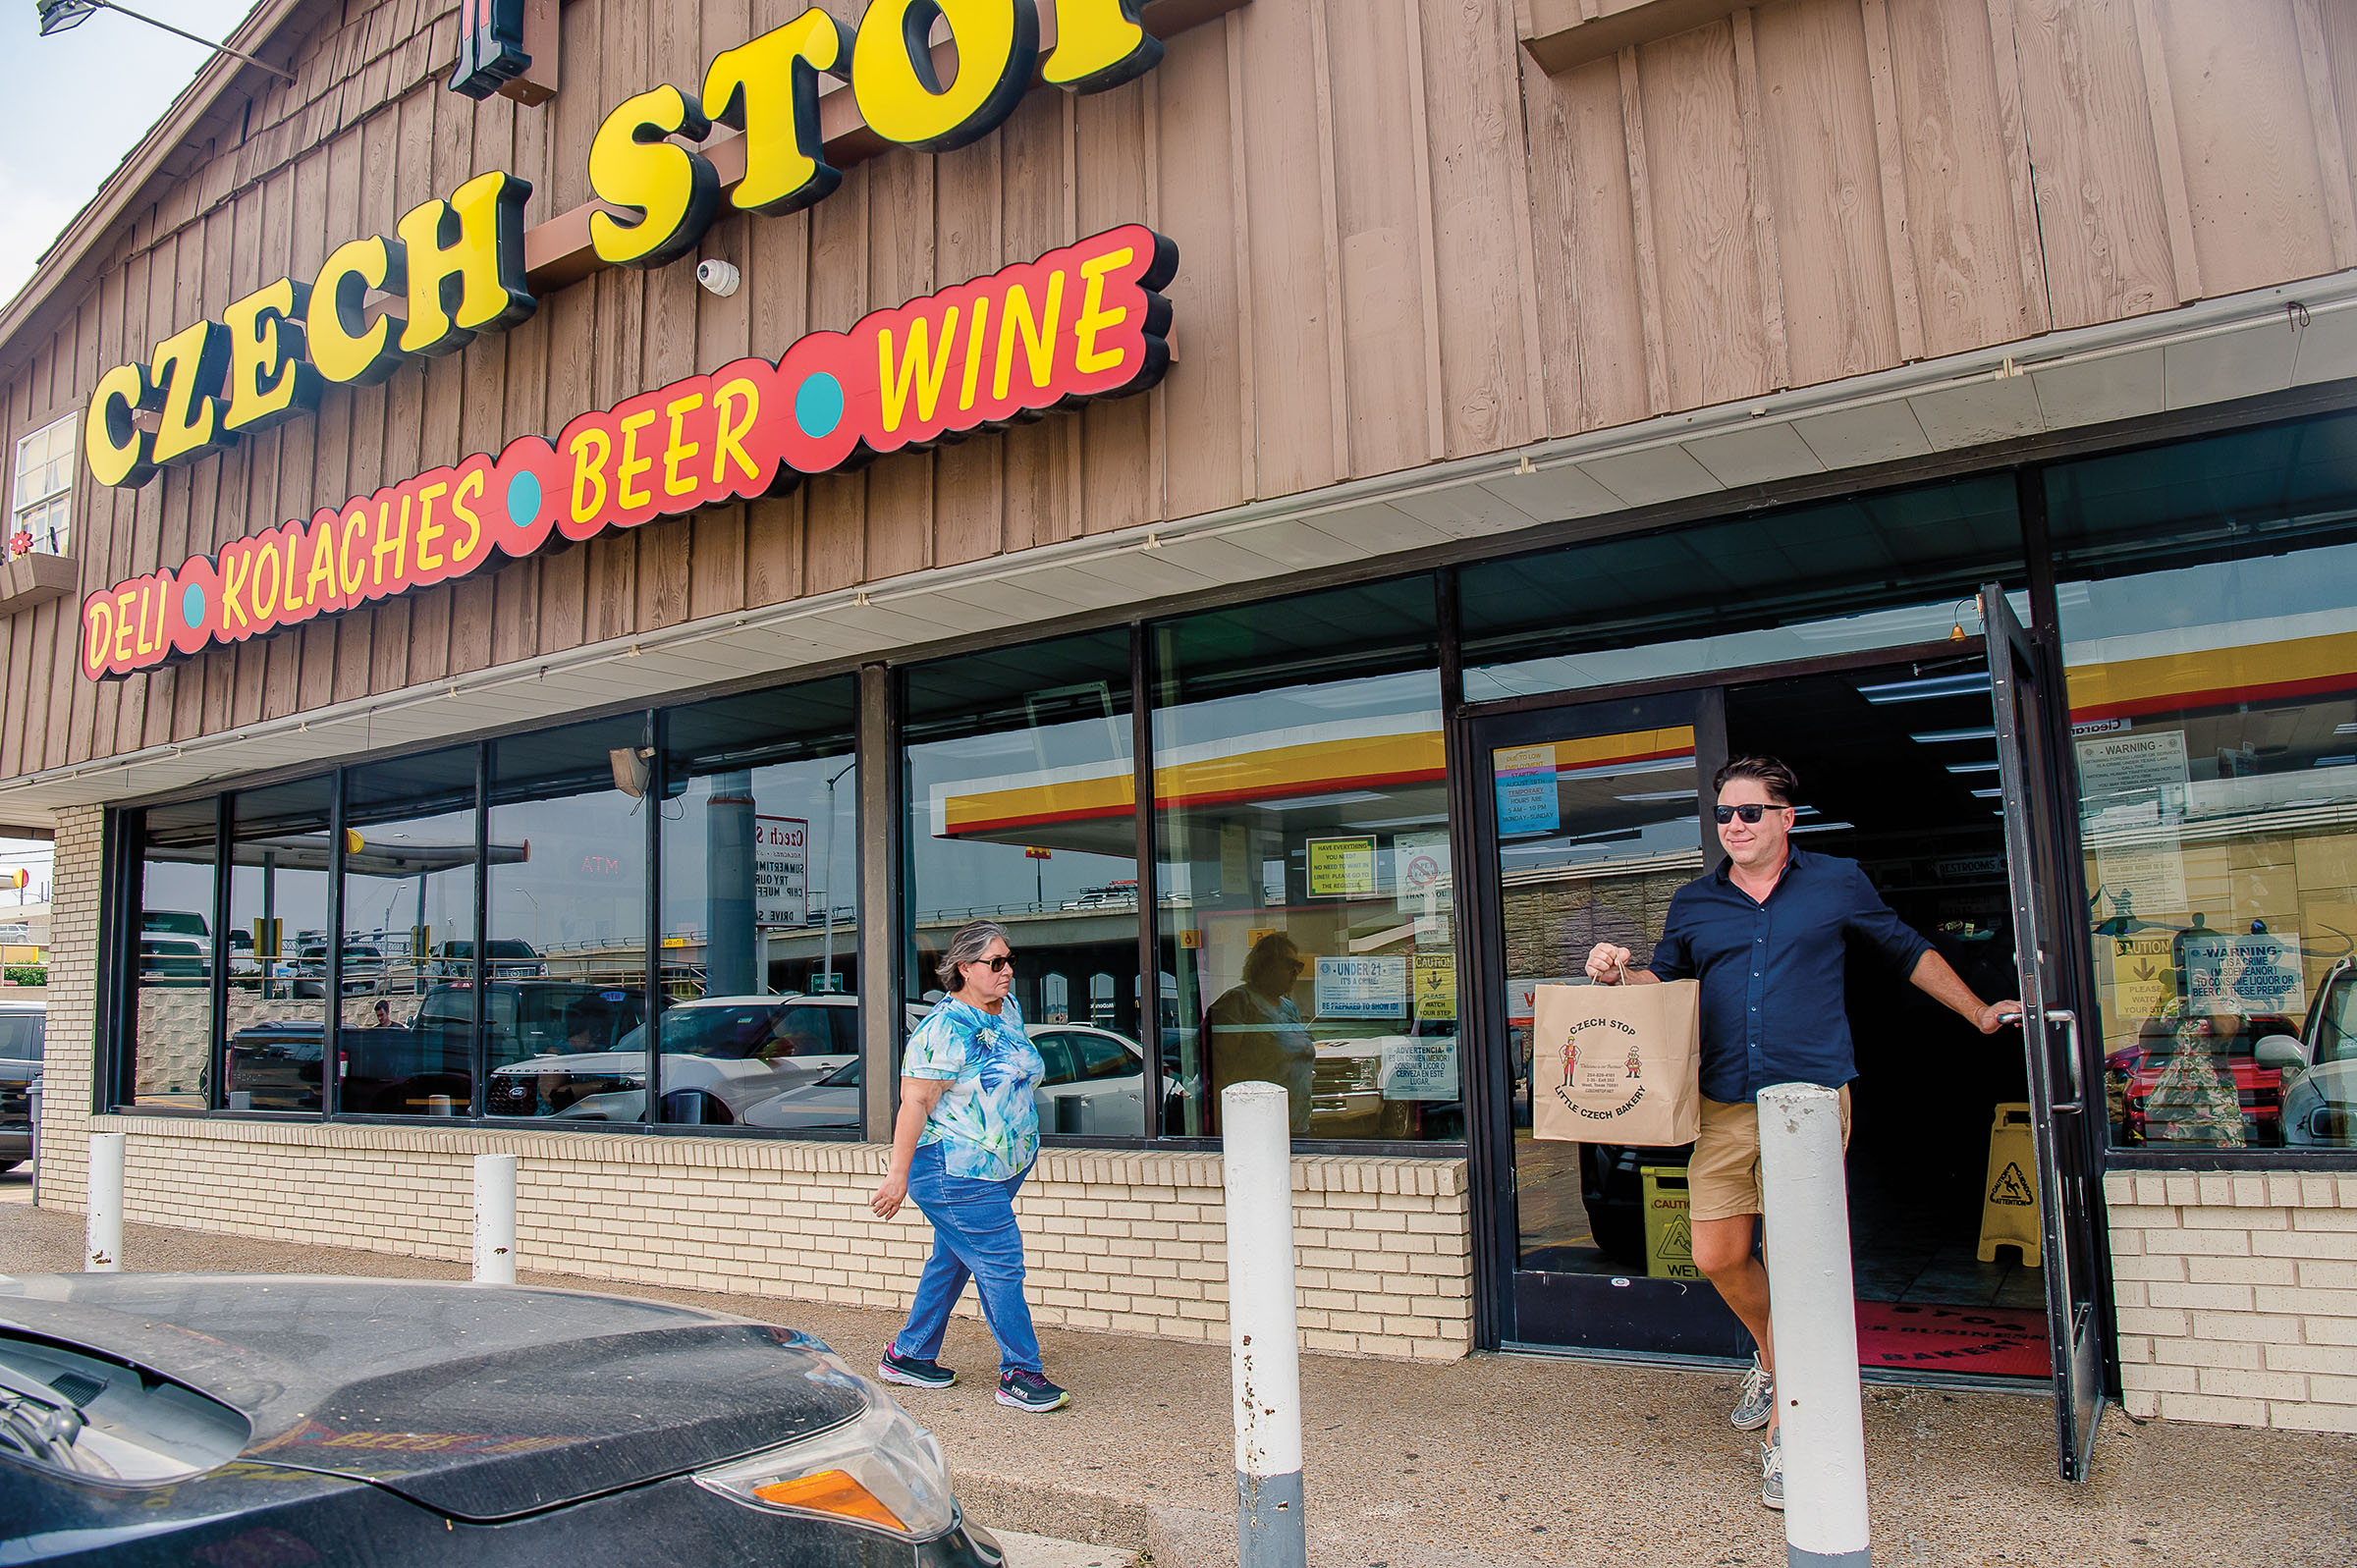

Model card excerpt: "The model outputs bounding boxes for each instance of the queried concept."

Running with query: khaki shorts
[1687,1085,1852,1224]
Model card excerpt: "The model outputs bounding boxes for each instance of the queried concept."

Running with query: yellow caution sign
[1976,1103,2043,1267]
[1641,1166,1700,1280]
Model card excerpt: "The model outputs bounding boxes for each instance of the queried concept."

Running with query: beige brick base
[2106,1170,2357,1433]
[33,804,1472,1361]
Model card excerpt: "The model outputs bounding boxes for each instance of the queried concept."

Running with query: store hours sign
[754,816,808,929]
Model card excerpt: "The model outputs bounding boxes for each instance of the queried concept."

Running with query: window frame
[11,411,77,559]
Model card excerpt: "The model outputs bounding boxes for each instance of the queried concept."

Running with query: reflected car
[2256,957,2357,1147]
[0,1273,1000,1565]
[333,980,650,1116]
[485,995,860,1123]
[223,1017,324,1112]
[291,941,385,999]
[738,1022,1158,1137]
[137,911,211,987]
[0,1001,41,1169]
[428,938,547,979]
[2105,1010,2293,1145]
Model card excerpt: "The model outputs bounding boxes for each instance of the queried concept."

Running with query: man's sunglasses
[970,954,1014,973]
[1713,802,1789,825]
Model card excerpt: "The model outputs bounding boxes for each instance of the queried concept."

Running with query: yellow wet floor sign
[1978,1103,2043,1266]
[1643,1167,1700,1279]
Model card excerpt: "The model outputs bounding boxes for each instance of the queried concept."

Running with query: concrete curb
[955,1472,1543,1568]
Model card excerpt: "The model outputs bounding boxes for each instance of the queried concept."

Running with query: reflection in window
[1153,579,1461,1143]
[2051,412,2357,1151]
[224,779,332,1112]
[656,677,858,1130]
[482,716,650,1120]
[1459,477,2023,701]
[341,748,478,1116]
[904,631,1146,1138]
[129,799,217,1108]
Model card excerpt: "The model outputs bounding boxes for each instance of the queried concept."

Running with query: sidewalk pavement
[3,1177,2350,1567]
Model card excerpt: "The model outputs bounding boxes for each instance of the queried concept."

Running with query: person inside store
[870,920,1067,1412]
[1205,931,1315,1133]
[1584,755,2018,1510]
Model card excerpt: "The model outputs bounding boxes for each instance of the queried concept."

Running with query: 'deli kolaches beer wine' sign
[81,227,1174,680]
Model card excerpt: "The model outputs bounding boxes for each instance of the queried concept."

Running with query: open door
[1985,583,2107,1481]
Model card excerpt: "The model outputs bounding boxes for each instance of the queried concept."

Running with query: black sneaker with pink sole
[996,1369,1069,1412]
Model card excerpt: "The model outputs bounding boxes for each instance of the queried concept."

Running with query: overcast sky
[0,0,254,309]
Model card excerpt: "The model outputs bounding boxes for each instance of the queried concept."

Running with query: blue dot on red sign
[506,471,542,529]
[182,582,205,626]
[795,373,844,439]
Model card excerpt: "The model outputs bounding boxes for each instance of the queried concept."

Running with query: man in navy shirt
[1585,755,2016,1510]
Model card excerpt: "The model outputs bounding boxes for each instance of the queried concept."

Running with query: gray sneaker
[1730,1354,1773,1431]
[1761,1431,1784,1510]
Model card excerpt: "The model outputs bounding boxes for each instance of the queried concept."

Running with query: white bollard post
[1220,1082,1307,1568]
[85,1132,125,1271]
[1758,1083,1871,1568]
[473,1153,518,1284]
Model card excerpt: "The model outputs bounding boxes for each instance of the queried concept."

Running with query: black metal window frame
[100,675,870,1143]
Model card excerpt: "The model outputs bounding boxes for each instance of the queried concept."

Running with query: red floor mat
[1854,1301,2051,1378]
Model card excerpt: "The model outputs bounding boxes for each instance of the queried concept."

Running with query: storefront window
[341,747,478,1115]
[1153,579,1461,1143]
[224,777,332,1112]
[127,799,218,1108]
[903,630,1148,1138]
[482,716,650,1120]
[1459,477,2024,702]
[656,677,859,1131]
[2051,412,2357,1152]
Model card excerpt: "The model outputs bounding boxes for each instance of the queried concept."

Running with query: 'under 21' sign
[80,227,1174,681]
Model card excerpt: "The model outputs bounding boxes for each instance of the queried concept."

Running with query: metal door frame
[1985,580,2109,1481]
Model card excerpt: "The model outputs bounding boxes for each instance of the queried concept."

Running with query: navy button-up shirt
[1647,847,1931,1104]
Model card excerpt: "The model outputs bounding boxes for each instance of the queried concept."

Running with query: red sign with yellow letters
[80,226,1174,682]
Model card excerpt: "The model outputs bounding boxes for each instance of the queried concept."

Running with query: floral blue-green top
[903,996,1044,1180]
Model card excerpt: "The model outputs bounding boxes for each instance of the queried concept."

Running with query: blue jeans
[892,1141,1043,1377]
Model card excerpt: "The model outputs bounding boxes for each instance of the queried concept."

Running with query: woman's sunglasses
[969,954,1014,973]
[1713,803,1789,825]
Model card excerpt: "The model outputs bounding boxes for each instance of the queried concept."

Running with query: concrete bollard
[1220,1082,1307,1568]
[1758,1082,1871,1568]
[86,1131,125,1271]
[473,1153,518,1284]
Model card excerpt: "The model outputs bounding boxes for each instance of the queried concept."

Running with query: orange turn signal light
[750,1469,907,1531]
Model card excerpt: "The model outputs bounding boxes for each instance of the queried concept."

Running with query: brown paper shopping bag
[1529,980,1701,1146]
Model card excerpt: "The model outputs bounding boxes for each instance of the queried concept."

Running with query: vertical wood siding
[9,0,2357,775]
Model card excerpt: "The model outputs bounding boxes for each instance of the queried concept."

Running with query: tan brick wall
[49,1118,1472,1360]
[31,805,100,1208]
[34,806,1471,1358]
[2106,1170,2357,1433]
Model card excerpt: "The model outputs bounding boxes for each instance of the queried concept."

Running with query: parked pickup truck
[225,981,646,1114]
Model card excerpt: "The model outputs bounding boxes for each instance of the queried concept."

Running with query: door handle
[2000,1007,2082,1113]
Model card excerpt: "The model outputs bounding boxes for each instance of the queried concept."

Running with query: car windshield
[0,1013,40,1061]
[611,1002,850,1062]
[142,911,206,938]
[0,1331,250,1483]
[2318,972,2357,1067]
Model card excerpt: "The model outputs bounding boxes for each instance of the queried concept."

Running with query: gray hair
[936,920,1013,992]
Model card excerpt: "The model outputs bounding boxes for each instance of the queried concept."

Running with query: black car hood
[0,1273,868,1521]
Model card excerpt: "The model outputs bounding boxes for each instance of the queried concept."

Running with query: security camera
[695,258,741,297]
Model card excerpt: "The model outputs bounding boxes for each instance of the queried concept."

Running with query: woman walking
[871,920,1068,1412]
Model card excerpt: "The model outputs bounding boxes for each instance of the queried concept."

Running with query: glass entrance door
[1469,688,1751,1354]
[1985,584,2108,1479]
